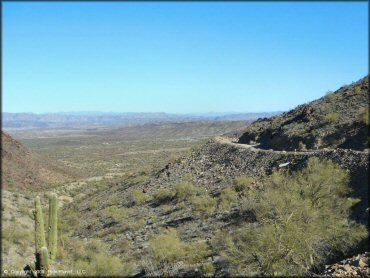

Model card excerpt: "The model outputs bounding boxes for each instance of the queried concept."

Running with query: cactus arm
[40,246,49,277]
[48,193,58,261]
[35,196,46,255]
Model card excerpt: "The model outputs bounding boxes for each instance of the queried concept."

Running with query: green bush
[202,262,215,276]
[72,245,131,276]
[88,200,98,210]
[131,174,149,184]
[149,228,184,264]
[129,218,146,231]
[214,157,368,276]
[190,195,217,218]
[183,241,211,264]
[354,85,362,93]
[233,175,254,193]
[360,107,370,126]
[2,225,31,249]
[131,189,149,205]
[174,181,197,201]
[58,237,131,276]
[219,187,238,211]
[324,112,340,124]
[153,188,176,205]
[149,229,211,267]
[103,206,132,221]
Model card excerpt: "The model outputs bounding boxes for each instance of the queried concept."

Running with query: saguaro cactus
[29,194,58,278]
[48,193,58,261]
[35,196,47,255]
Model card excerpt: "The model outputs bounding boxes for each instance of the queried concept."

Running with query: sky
[3,2,369,114]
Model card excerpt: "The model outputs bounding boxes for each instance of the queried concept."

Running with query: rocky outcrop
[239,76,369,151]
[323,252,370,277]
[156,138,369,222]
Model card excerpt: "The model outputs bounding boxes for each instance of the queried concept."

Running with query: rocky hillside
[60,76,369,276]
[66,137,368,276]
[239,76,369,151]
[1,131,75,189]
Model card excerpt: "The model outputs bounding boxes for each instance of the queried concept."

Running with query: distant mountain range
[2,111,282,129]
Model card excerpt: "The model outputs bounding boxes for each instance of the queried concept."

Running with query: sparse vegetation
[174,181,197,201]
[183,241,211,264]
[149,228,211,271]
[62,238,132,276]
[354,85,362,93]
[214,158,368,276]
[190,195,217,218]
[88,200,98,210]
[324,112,340,124]
[3,75,368,277]
[219,187,238,211]
[299,141,307,151]
[233,175,254,193]
[360,107,370,126]
[202,262,215,276]
[2,226,31,252]
[103,206,132,221]
[149,228,185,264]
[131,174,149,184]
[130,189,149,205]
[153,188,176,205]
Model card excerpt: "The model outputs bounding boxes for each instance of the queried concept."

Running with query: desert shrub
[169,153,181,163]
[325,90,337,101]
[354,85,362,93]
[89,254,131,276]
[60,205,79,233]
[324,112,340,124]
[183,241,212,264]
[2,238,10,254]
[202,262,215,276]
[2,226,31,249]
[131,189,149,205]
[73,249,131,276]
[149,228,184,264]
[299,141,307,151]
[214,157,367,276]
[109,196,119,206]
[149,229,211,267]
[233,175,254,193]
[190,195,217,218]
[219,187,238,211]
[161,204,174,215]
[131,174,149,184]
[88,200,98,210]
[103,206,132,221]
[153,188,176,205]
[59,237,131,276]
[174,181,197,201]
[360,107,370,126]
[129,218,146,231]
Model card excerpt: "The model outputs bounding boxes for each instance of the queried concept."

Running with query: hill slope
[64,76,369,276]
[239,76,369,151]
[1,131,75,189]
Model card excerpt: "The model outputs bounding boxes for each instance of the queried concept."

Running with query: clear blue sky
[3,2,368,114]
